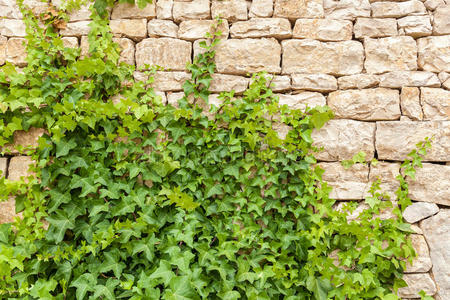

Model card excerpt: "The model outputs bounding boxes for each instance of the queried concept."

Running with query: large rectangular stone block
[278,92,326,110]
[211,0,247,22]
[293,19,352,41]
[111,2,156,19]
[1,127,45,155]
[0,19,26,37]
[371,0,426,18]
[8,156,34,181]
[323,0,370,20]
[407,163,450,206]
[6,37,26,66]
[178,19,229,40]
[274,0,324,19]
[173,0,210,22]
[353,18,398,38]
[230,18,292,39]
[379,71,440,88]
[420,88,450,121]
[417,36,450,73]
[110,19,147,41]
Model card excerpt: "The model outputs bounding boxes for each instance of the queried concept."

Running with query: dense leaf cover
[0,1,432,299]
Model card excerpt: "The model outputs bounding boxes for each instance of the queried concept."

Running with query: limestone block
[323,0,370,20]
[148,20,178,38]
[1,128,45,155]
[418,36,450,72]
[249,0,273,17]
[439,72,450,89]
[379,71,440,88]
[0,36,6,65]
[0,198,17,224]
[156,0,173,19]
[179,20,229,40]
[293,19,353,41]
[0,0,22,19]
[173,0,211,22]
[433,5,450,35]
[274,0,324,19]
[0,19,26,37]
[364,36,417,74]
[60,21,91,36]
[398,16,432,37]
[291,73,337,92]
[282,40,364,75]
[278,92,326,110]
[230,18,292,39]
[110,19,147,41]
[215,38,281,75]
[407,163,450,206]
[135,38,192,71]
[353,18,398,38]
[271,76,291,92]
[401,87,423,121]
[210,74,249,93]
[327,88,401,121]
[0,157,6,176]
[8,156,34,181]
[152,71,190,91]
[312,119,376,161]
[61,37,78,48]
[337,74,380,89]
[111,2,156,19]
[364,162,400,200]
[376,121,450,162]
[6,38,26,67]
[403,202,439,223]
[406,234,433,273]
[113,38,135,65]
[421,87,450,120]
[398,274,437,298]
[371,0,427,18]
[211,0,247,22]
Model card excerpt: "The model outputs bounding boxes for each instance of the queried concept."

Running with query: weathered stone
[293,19,352,41]
[278,92,326,110]
[0,198,17,224]
[8,156,34,181]
[211,0,247,22]
[6,38,26,67]
[398,274,437,298]
[173,0,211,22]
[282,40,364,75]
[323,0,370,20]
[407,163,450,206]
[0,36,6,65]
[328,88,400,121]
[151,71,190,91]
[364,162,400,199]
[401,87,423,120]
[439,72,450,90]
[179,20,229,40]
[110,19,147,41]
[67,3,92,21]
[364,36,417,74]
[1,128,45,155]
[376,121,450,162]
[271,76,291,92]
[421,209,450,300]
[22,0,49,15]
[379,71,440,88]
[398,16,432,37]
[425,0,446,10]
[319,163,369,200]
[111,2,156,19]
[0,0,22,19]
[0,157,6,176]
[0,19,26,37]
[156,0,173,19]
[312,119,376,161]
[418,36,450,73]
[433,5,450,35]
[60,21,91,36]
[274,0,324,19]
[112,38,135,65]
[61,37,78,48]
[230,18,292,39]
[291,73,337,92]
[337,74,379,90]
[421,87,450,120]
[353,18,398,38]
[215,38,281,75]
[371,0,427,18]
[406,234,433,273]
[136,38,192,71]
[148,19,178,38]
[403,202,439,223]
[210,74,249,93]
[249,0,273,17]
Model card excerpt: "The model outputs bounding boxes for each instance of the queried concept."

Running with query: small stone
[0,157,6,176]
[111,2,156,19]
[278,92,326,110]
[0,19,26,37]
[364,162,400,200]
[270,76,291,92]
[210,74,249,93]
[403,202,439,223]
[353,18,398,38]
[424,0,445,10]
[249,0,273,17]
[113,38,135,65]
[371,0,427,18]
[8,156,34,181]
[398,274,437,298]
[173,0,211,22]
[318,162,369,200]
[179,20,229,40]
[433,5,450,35]
[421,87,450,120]
[0,1,22,19]
[136,38,192,71]
[418,36,450,73]
[215,38,281,75]
[148,19,178,38]
[405,235,433,273]
[230,18,292,39]
[6,38,26,67]
[274,0,324,19]
[376,121,450,162]
[312,119,376,161]
[364,36,417,74]
[61,37,78,48]
[282,40,364,75]
[110,19,147,41]
[60,21,91,36]
[337,74,379,90]
[151,71,190,91]
[211,0,247,22]
[156,0,173,19]
[398,15,432,37]
[323,0,370,20]
[291,73,337,92]
[0,36,7,65]
[293,19,353,41]
[401,87,423,120]
[327,88,400,121]
[379,71,440,88]
[1,128,45,155]
[0,198,17,224]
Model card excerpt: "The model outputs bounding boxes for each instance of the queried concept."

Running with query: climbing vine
[0,1,432,299]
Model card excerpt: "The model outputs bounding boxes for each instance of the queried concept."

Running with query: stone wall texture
[0,0,449,298]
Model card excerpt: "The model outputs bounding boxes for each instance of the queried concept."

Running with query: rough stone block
[0,198,17,224]
[152,71,190,91]
[111,2,156,19]
[406,234,433,273]
[270,76,291,92]
[249,0,273,17]
[398,15,432,37]
[379,71,440,88]
[421,87,450,120]
[407,163,450,206]
[156,0,173,19]
[371,0,427,18]
[323,0,370,20]
[400,87,423,121]
[403,202,439,223]
[398,273,437,298]
[210,74,249,93]
[433,5,450,35]
[1,128,45,155]
[278,92,326,110]
[8,156,34,181]
[113,38,135,65]
[211,0,247,22]
[353,18,398,38]
[291,73,337,92]
[0,19,26,37]
[60,21,91,36]
[110,19,147,41]
[418,36,450,73]
[0,36,6,65]
[364,162,400,200]
[230,18,292,39]
[274,0,324,19]
[179,20,229,40]
[173,0,211,22]
[6,37,26,67]
[337,74,379,90]
[0,157,6,176]
[293,19,352,41]
[61,37,79,48]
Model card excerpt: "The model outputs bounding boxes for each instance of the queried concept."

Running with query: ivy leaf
[46,211,76,243]
[0,223,11,244]
[70,273,97,300]
[30,279,58,300]
[99,250,126,278]
[56,138,77,157]
[149,260,175,286]
[165,276,196,300]
[306,277,332,300]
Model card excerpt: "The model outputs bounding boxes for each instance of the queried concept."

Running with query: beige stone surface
[433,5,450,35]
[270,76,291,92]
[421,209,450,300]
[328,88,400,121]
[274,0,324,19]
[210,74,249,93]
[405,234,432,273]
[407,163,450,206]
[61,37,79,48]
[0,0,22,19]
[6,38,26,67]
[403,202,439,223]
[418,36,450,73]
[136,38,192,71]
[337,74,380,90]
[173,0,211,22]
[398,273,437,298]
[111,2,156,19]
[364,162,400,200]
[293,19,353,41]
[112,38,135,65]
[312,119,376,161]
[2,128,45,155]
[60,21,91,36]
[150,71,190,91]
[0,36,6,65]
[249,0,274,17]
[398,16,432,37]
[0,157,6,176]
[0,198,17,224]
[291,73,337,92]
[282,40,364,75]
[211,0,247,22]
[353,18,398,38]
[0,19,26,37]
[376,121,450,162]
[110,19,147,41]
[371,0,427,18]
[278,92,326,110]
[8,156,34,181]
[319,162,369,200]
[156,0,173,19]
[230,18,292,39]
[421,87,450,120]
[401,87,423,120]
[364,37,417,74]
[148,19,178,38]
[215,38,281,75]
[323,0,370,20]
[179,20,229,40]
[379,71,440,88]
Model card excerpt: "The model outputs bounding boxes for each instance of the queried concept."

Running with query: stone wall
[0,0,449,298]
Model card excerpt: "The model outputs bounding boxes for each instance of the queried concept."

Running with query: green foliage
[0,1,431,299]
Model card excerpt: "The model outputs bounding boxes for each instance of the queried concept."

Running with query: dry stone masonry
[0,0,449,298]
